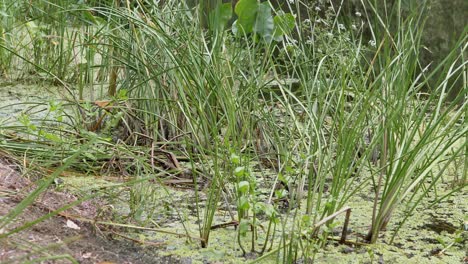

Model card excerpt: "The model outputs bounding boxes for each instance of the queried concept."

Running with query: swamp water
[58,168,466,263]
[0,82,466,263]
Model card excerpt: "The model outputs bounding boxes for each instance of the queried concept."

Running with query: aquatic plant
[0,0,465,262]
[362,0,467,244]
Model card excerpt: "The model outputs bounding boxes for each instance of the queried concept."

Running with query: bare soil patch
[0,158,189,264]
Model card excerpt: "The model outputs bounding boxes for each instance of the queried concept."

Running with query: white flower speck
[368,40,376,47]
[338,24,345,30]
[315,6,321,12]
[355,11,362,17]
[351,24,357,30]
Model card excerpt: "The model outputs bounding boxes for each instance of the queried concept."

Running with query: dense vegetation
[0,0,466,263]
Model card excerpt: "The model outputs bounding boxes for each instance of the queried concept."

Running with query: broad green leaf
[234,166,246,177]
[274,189,288,199]
[254,2,274,42]
[255,202,265,213]
[219,3,233,27]
[230,153,240,165]
[238,196,250,210]
[239,219,250,236]
[117,89,128,99]
[238,181,250,194]
[49,101,59,112]
[209,3,233,31]
[235,0,258,34]
[81,10,98,25]
[273,13,295,40]
[278,173,290,185]
[43,132,61,143]
[263,203,277,218]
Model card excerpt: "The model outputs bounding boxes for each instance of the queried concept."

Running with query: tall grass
[0,0,466,262]
[362,0,467,243]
